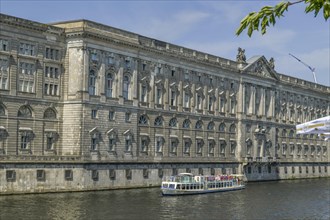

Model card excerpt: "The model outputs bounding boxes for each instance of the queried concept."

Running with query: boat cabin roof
[177,173,194,176]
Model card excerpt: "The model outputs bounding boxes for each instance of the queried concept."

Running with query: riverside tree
[236,0,330,37]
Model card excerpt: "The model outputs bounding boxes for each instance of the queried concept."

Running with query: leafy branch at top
[236,0,330,37]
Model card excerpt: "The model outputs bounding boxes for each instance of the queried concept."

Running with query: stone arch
[18,105,33,118]
[43,107,57,119]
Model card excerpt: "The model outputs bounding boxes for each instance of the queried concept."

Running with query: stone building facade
[0,14,329,194]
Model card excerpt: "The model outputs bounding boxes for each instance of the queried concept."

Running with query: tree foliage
[236,0,330,37]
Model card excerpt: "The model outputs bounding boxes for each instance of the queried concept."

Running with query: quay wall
[0,162,329,195]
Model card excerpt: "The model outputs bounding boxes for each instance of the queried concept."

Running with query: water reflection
[0,179,329,220]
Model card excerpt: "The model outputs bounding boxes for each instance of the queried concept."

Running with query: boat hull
[162,185,245,196]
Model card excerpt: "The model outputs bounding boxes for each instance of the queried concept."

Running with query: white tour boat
[161,173,245,196]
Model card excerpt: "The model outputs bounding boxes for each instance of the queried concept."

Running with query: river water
[0,178,329,220]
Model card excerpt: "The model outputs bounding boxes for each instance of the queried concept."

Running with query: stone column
[251,86,255,115]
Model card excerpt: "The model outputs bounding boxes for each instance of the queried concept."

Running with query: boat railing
[162,174,245,185]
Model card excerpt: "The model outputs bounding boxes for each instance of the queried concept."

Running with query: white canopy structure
[296,116,330,140]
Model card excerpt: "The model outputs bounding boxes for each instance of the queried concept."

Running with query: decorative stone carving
[236,47,246,63]
[254,60,263,74]
[269,57,275,69]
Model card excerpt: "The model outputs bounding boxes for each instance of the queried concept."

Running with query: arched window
[123,75,130,100]
[169,118,177,127]
[154,116,163,126]
[0,104,6,116]
[195,120,203,130]
[282,129,287,137]
[89,70,96,95]
[18,105,32,118]
[229,124,236,133]
[289,130,295,138]
[182,119,190,129]
[219,123,226,132]
[106,73,113,97]
[138,115,148,125]
[44,108,56,119]
[207,122,214,131]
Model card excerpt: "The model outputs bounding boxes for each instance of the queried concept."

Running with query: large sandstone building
[0,14,329,194]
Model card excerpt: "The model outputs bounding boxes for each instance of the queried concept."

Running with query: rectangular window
[231,99,236,114]
[170,141,177,153]
[92,170,99,181]
[125,60,131,69]
[290,144,294,155]
[91,110,97,119]
[156,88,162,104]
[143,169,149,178]
[220,97,225,112]
[19,62,35,93]
[230,141,236,154]
[109,138,115,151]
[45,48,60,60]
[125,140,131,152]
[126,169,132,180]
[6,170,16,182]
[196,140,203,154]
[36,170,46,181]
[64,170,73,181]
[282,144,287,155]
[109,169,116,180]
[54,85,58,96]
[208,97,213,111]
[184,92,190,108]
[220,142,226,155]
[44,83,49,95]
[109,111,115,120]
[0,58,8,90]
[0,39,9,51]
[184,141,190,154]
[91,138,97,150]
[196,94,202,109]
[171,91,176,106]
[208,142,214,155]
[141,85,147,102]
[125,112,131,122]
[20,43,35,56]
[141,139,148,152]
[156,138,163,153]
[46,137,53,150]
[21,135,28,149]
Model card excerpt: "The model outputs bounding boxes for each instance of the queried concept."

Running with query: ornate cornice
[0,13,64,35]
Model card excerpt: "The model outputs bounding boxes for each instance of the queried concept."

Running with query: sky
[1,0,329,86]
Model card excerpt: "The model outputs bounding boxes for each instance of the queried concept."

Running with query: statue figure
[269,57,275,69]
[236,47,246,63]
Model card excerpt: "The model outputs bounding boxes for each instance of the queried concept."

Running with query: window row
[280,144,327,157]
[90,130,237,157]
[0,38,61,60]
[246,165,328,174]
[0,104,57,119]
[139,115,237,132]
[88,70,237,113]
